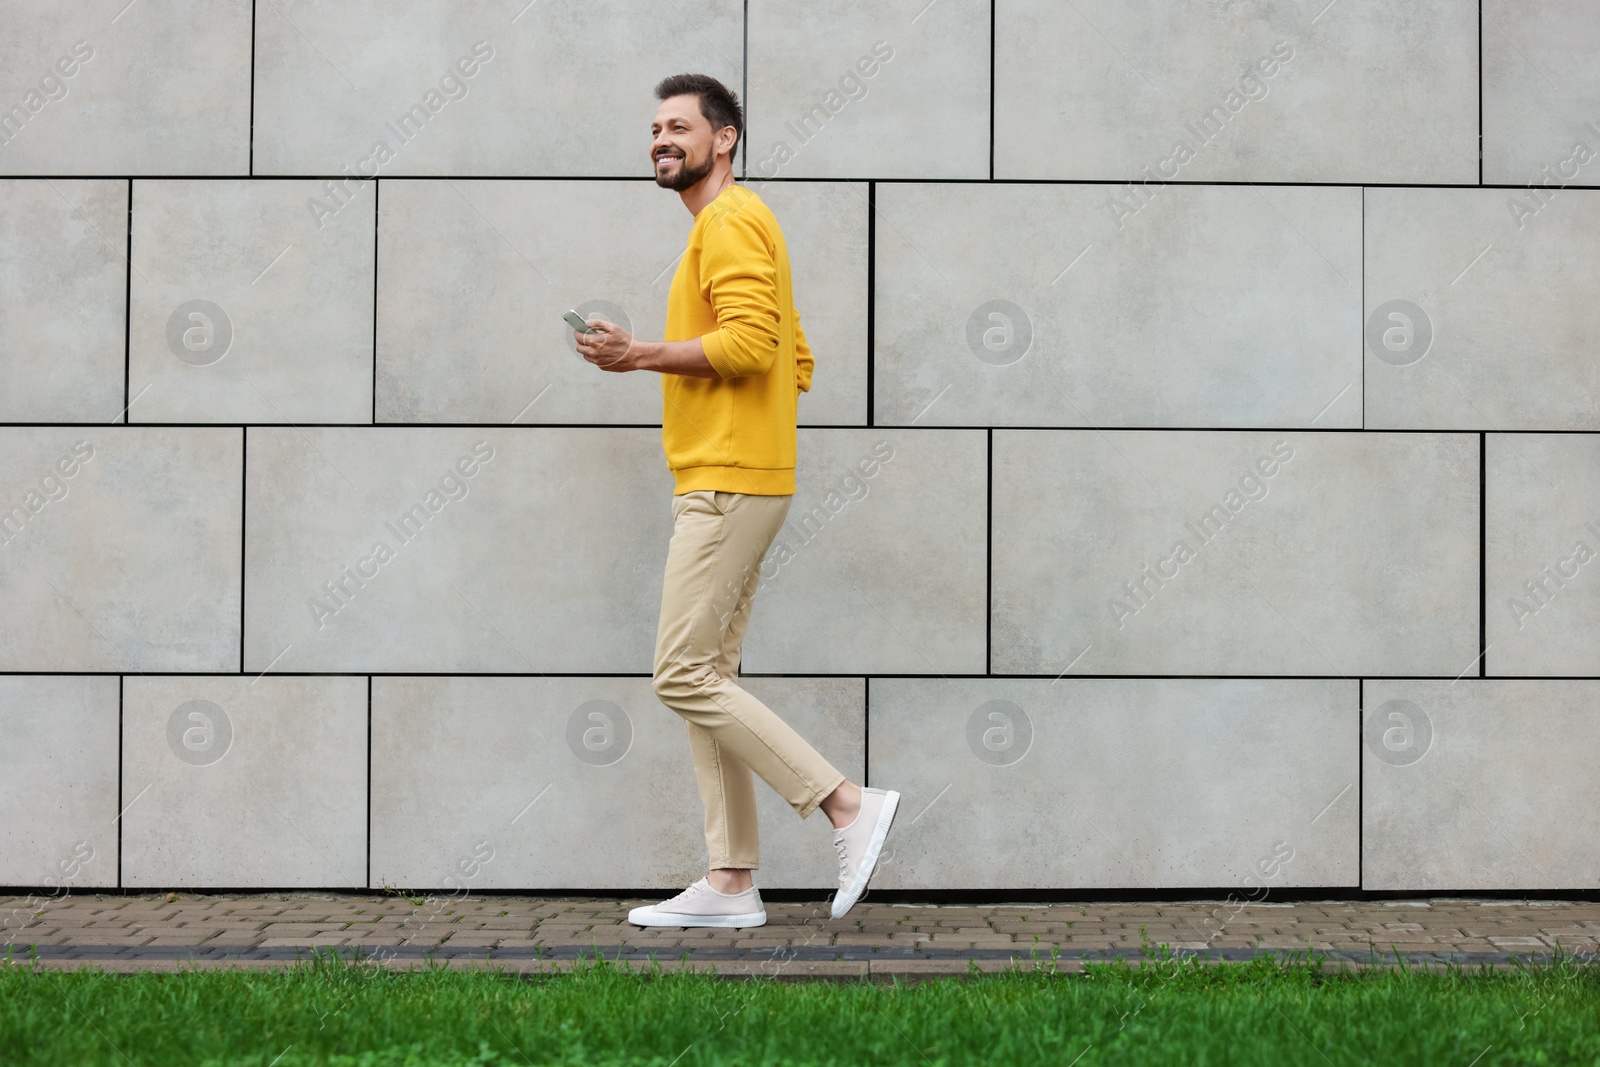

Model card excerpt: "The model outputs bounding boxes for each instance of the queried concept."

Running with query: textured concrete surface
[0,428,242,671]
[869,678,1357,889]
[243,426,671,673]
[252,0,741,177]
[1486,434,1600,675]
[370,676,864,890]
[1482,0,1600,187]
[990,430,1479,676]
[745,0,988,180]
[120,676,367,888]
[873,183,1362,428]
[0,180,127,422]
[129,179,376,424]
[1364,680,1600,891]
[246,427,981,675]
[742,429,987,675]
[0,0,252,174]
[994,0,1478,183]
[375,179,679,426]
[1364,187,1600,430]
[0,677,119,888]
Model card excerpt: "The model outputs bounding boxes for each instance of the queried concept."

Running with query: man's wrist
[630,338,663,373]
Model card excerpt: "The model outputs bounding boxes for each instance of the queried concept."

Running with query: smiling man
[572,73,899,928]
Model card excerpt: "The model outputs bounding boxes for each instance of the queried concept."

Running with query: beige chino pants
[652,489,847,871]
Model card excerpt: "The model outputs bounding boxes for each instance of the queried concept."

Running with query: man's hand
[575,318,640,372]
[574,322,723,379]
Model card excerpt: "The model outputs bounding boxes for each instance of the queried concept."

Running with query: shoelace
[667,880,708,907]
[833,834,851,884]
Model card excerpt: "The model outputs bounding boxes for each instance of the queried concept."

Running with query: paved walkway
[5,893,1599,978]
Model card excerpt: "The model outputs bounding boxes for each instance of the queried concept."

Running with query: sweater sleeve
[795,309,813,394]
[698,208,782,379]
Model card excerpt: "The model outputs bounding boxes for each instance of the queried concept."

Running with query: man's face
[651,94,721,191]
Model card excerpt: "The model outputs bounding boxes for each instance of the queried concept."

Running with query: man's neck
[679,164,738,217]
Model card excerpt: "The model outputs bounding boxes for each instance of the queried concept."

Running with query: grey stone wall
[2,0,1597,893]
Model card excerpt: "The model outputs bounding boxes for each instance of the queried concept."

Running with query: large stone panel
[129,179,374,424]
[371,676,864,890]
[120,676,367,888]
[0,0,250,174]
[253,0,740,176]
[244,427,672,673]
[1364,680,1600,890]
[1364,188,1600,430]
[1486,434,1600,676]
[0,180,127,422]
[994,0,1477,183]
[745,0,988,179]
[991,430,1479,676]
[741,429,986,675]
[247,427,977,675]
[869,678,1358,890]
[0,428,242,672]
[0,676,120,888]
[874,183,1361,428]
[376,180,866,425]
[1482,0,1600,187]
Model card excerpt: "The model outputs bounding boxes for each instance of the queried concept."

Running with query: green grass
[2,946,1599,1066]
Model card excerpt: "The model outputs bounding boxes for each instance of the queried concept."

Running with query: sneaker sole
[627,908,767,929]
[831,790,900,920]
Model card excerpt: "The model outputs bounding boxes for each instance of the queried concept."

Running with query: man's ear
[717,125,739,160]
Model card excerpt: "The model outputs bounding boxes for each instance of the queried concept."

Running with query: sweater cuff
[700,330,736,378]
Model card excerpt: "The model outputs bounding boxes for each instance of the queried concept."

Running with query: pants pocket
[673,490,719,519]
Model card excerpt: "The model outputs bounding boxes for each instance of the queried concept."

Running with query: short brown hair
[654,73,743,159]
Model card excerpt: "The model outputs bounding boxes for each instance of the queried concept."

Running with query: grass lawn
[2,947,1598,1066]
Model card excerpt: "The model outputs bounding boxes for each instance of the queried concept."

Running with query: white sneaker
[830,787,900,919]
[627,877,767,929]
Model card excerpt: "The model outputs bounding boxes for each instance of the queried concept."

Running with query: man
[573,73,898,927]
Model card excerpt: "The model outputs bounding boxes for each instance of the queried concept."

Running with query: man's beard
[654,149,715,191]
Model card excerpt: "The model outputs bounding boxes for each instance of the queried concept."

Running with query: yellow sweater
[661,184,812,495]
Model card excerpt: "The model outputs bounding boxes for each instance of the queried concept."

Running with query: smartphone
[563,310,600,334]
